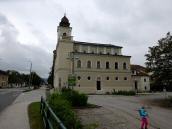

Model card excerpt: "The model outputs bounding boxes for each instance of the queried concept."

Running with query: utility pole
[71,53,75,90]
[28,61,32,89]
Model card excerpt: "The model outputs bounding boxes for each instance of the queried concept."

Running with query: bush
[105,92,111,95]
[47,92,82,129]
[112,89,136,96]
[61,88,88,107]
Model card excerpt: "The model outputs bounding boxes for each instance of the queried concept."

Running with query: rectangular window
[87,61,91,68]
[97,61,101,69]
[106,62,110,69]
[115,62,118,69]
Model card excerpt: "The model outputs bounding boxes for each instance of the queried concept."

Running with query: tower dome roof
[59,15,70,27]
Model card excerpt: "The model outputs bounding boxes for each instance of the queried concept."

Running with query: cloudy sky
[0,0,172,78]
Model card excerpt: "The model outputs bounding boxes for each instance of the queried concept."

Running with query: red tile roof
[131,65,149,76]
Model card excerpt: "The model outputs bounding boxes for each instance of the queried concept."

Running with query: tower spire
[64,9,67,16]
[59,14,70,27]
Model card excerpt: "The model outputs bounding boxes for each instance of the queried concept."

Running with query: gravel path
[77,94,172,129]
[77,107,134,129]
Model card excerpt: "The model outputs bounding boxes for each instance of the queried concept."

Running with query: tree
[47,69,53,86]
[47,50,56,88]
[145,32,172,91]
[7,70,25,87]
[31,72,43,89]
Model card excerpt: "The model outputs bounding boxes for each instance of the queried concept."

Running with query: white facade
[54,16,133,93]
[132,76,150,92]
[131,65,150,92]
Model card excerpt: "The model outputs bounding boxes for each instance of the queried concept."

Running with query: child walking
[138,106,149,129]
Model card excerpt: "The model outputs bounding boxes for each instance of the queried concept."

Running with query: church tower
[54,15,74,89]
[57,15,73,41]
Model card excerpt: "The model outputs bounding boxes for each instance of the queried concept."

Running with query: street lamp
[67,52,79,89]
[28,61,32,89]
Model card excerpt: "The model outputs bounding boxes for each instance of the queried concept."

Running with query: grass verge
[28,102,44,129]
[145,96,172,109]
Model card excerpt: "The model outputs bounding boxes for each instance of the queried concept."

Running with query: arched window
[77,60,81,68]
[115,77,119,80]
[106,76,110,80]
[123,62,127,69]
[97,61,100,69]
[145,86,147,90]
[74,49,78,52]
[59,78,61,88]
[87,76,91,80]
[77,76,81,80]
[124,77,127,80]
[106,61,110,69]
[97,77,101,81]
[63,33,67,36]
[115,62,118,69]
[87,61,91,68]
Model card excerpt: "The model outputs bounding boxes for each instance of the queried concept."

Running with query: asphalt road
[0,88,23,113]
[88,93,172,129]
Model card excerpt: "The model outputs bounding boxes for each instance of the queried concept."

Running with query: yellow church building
[53,15,133,94]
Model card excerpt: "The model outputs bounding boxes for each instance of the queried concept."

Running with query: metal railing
[40,96,67,129]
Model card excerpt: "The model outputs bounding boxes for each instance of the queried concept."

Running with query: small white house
[131,65,150,92]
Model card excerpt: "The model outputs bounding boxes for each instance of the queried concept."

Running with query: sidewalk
[0,88,45,129]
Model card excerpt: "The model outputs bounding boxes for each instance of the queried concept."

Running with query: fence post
[40,96,43,113]
[46,109,50,129]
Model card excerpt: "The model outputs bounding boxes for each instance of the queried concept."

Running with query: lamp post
[67,52,79,89]
[28,61,32,89]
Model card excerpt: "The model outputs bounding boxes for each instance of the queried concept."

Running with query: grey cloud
[27,23,56,53]
[83,0,172,64]
[93,0,172,41]
[0,0,43,2]
[0,13,52,77]
[1,0,172,68]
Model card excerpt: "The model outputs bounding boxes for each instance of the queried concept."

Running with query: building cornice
[73,52,131,58]
[73,41,123,48]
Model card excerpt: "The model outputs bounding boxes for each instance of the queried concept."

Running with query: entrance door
[135,81,138,91]
[97,81,101,90]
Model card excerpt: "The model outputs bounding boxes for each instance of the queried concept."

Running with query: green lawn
[28,102,44,129]
[28,102,100,129]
